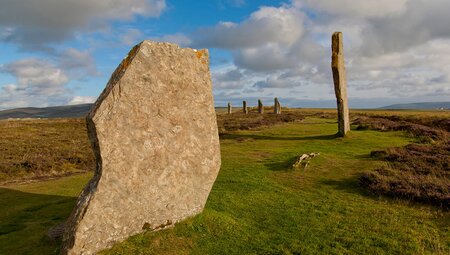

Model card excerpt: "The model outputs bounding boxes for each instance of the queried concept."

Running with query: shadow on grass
[319,176,376,198]
[264,155,299,172]
[298,120,337,125]
[353,153,374,159]
[220,133,339,141]
[0,188,76,254]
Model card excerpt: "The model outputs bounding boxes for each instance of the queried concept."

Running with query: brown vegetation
[353,117,448,143]
[216,108,306,133]
[360,143,450,208]
[355,115,450,209]
[0,118,94,184]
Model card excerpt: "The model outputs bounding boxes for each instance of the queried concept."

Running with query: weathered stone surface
[274,97,281,114]
[258,99,264,114]
[227,102,232,114]
[331,32,350,136]
[61,41,221,255]
[243,100,248,114]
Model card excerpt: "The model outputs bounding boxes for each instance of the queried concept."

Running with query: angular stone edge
[61,43,142,254]
[62,41,220,254]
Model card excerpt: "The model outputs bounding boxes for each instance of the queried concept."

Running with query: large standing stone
[331,32,350,136]
[61,41,221,255]
[258,99,264,114]
[227,102,232,114]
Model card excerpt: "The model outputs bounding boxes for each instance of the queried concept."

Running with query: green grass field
[1,117,449,254]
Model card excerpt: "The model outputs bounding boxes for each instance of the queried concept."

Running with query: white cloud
[192,6,304,49]
[212,68,245,89]
[0,59,71,109]
[186,0,450,104]
[153,33,192,47]
[0,52,101,109]
[67,96,97,105]
[253,75,300,89]
[58,48,99,78]
[294,0,408,18]
[121,29,144,46]
[0,0,166,51]
[235,43,295,71]
[359,0,450,55]
[215,68,244,82]
[3,0,450,109]
[2,58,69,95]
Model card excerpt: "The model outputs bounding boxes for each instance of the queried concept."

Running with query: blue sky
[1,0,450,110]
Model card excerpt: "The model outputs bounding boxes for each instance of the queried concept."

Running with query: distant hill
[2,101,448,119]
[0,104,93,119]
[379,102,450,110]
[0,104,230,119]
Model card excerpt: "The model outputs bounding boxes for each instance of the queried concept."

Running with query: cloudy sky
[0,0,449,110]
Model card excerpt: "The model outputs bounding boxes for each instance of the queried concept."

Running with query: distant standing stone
[227,102,232,114]
[258,99,264,114]
[61,41,221,255]
[274,97,281,114]
[331,32,350,136]
[243,100,248,114]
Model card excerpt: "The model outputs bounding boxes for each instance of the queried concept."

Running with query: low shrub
[357,115,450,209]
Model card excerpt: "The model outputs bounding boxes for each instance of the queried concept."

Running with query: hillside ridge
[379,101,450,110]
[0,104,93,119]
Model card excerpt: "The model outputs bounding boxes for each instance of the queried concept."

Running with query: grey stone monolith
[274,97,281,114]
[258,99,264,114]
[331,32,350,136]
[227,102,232,114]
[243,101,248,114]
[61,41,221,255]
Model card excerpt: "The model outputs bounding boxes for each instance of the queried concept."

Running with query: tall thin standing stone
[258,99,264,114]
[277,99,281,114]
[274,97,281,114]
[331,32,350,136]
[243,101,248,114]
[227,102,232,114]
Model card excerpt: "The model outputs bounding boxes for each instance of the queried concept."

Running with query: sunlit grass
[1,117,448,254]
